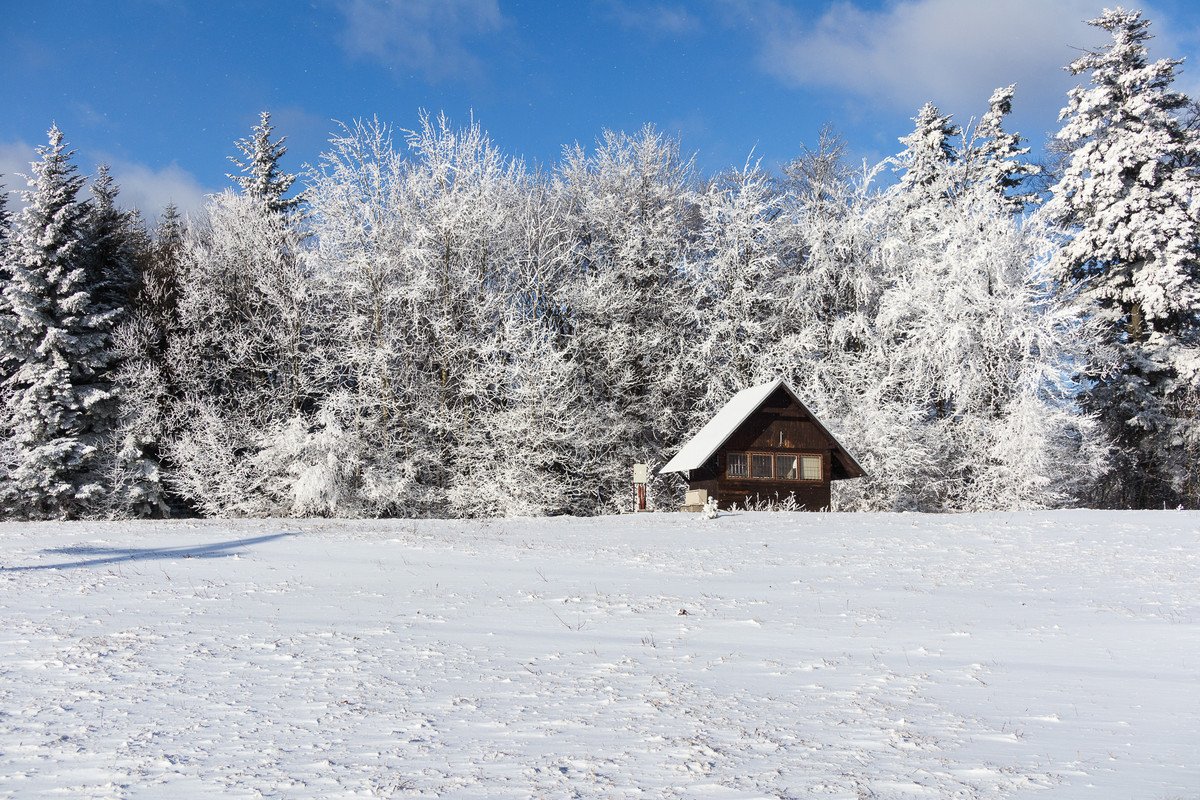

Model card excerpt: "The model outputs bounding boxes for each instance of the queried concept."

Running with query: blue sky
[4,0,1200,218]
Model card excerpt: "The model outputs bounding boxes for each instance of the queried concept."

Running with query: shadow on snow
[1,532,300,572]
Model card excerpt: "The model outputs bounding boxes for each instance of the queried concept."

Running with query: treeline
[1,9,1197,519]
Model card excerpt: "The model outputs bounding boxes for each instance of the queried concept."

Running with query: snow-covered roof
[659,378,865,479]
[660,378,788,474]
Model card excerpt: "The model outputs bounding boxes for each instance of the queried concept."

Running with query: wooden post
[632,464,648,511]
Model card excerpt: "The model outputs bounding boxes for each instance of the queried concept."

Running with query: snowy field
[1,511,1197,799]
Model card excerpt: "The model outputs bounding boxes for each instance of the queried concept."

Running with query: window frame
[775,454,798,481]
[799,453,822,481]
[727,452,748,479]
[726,451,824,482]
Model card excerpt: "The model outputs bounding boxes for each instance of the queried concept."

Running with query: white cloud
[1,139,38,213]
[333,0,506,81]
[0,139,211,220]
[755,0,1110,122]
[605,1,701,36]
[1,139,34,186]
[99,157,212,220]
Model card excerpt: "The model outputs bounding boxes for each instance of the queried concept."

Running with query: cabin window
[775,455,797,480]
[750,454,773,479]
[727,452,747,478]
[728,451,823,481]
[801,454,821,481]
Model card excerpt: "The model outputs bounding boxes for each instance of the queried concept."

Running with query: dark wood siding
[711,449,831,510]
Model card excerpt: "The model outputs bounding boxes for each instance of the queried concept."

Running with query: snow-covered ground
[1,510,1197,799]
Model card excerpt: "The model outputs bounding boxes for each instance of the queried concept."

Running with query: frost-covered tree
[404,114,529,516]
[228,110,304,215]
[967,85,1040,213]
[782,124,855,218]
[302,115,592,517]
[556,125,699,511]
[300,118,436,516]
[442,165,592,517]
[1046,8,1200,508]
[892,184,1102,509]
[106,204,187,517]
[687,159,787,418]
[150,110,315,516]
[769,117,1105,512]
[895,102,960,200]
[165,191,314,516]
[828,178,1107,511]
[0,126,120,518]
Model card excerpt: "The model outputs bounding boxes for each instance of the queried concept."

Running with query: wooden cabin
[660,378,865,510]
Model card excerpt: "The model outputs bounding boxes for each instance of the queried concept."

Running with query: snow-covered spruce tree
[556,126,700,512]
[1046,8,1200,508]
[0,177,13,493]
[0,176,13,375]
[895,102,960,202]
[0,176,10,237]
[966,85,1041,213]
[78,166,151,516]
[82,166,143,318]
[0,126,122,518]
[0,176,10,267]
[228,110,304,215]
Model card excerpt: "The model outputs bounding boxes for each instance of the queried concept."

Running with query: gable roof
[659,378,865,479]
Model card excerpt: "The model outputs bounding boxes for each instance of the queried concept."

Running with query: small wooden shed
[660,378,865,510]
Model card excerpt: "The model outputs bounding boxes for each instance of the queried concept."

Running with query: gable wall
[687,394,836,510]
[725,412,834,452]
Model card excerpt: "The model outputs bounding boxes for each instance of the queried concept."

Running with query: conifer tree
[228,110,304,215]
[0,177,13,374]
[0,176,10,254]
[141,203,186,329]
[82,166,143,321]
[1,126,117,518]
[76,165,149,516]
[1046,8,1200,507]
[969,85,1040,213]
[895,102,959,197]
[0,177,13,488]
